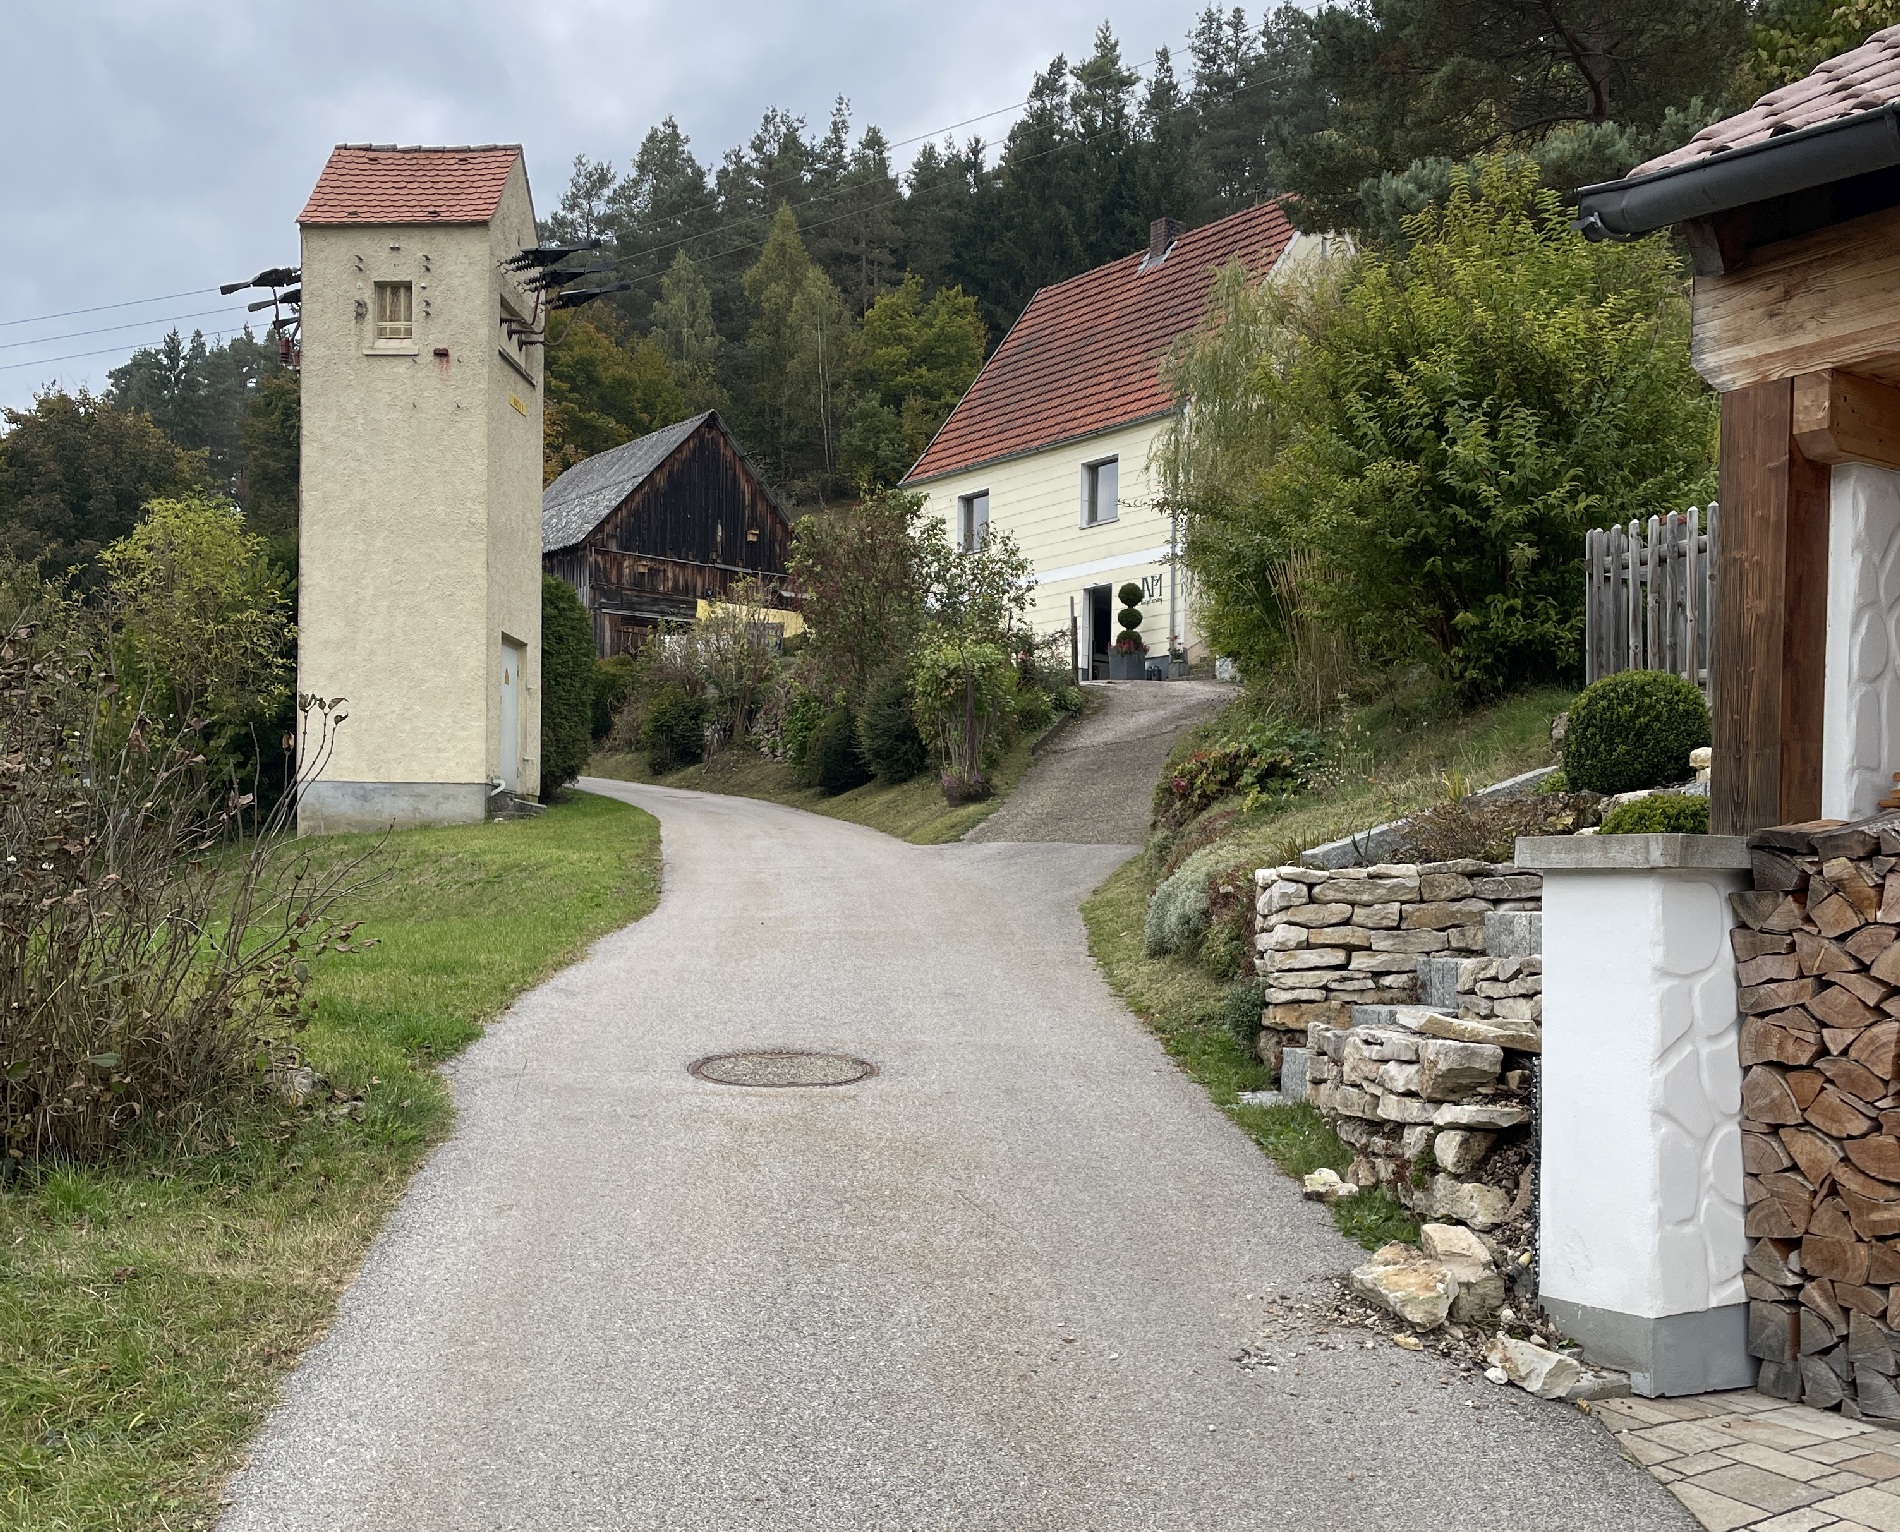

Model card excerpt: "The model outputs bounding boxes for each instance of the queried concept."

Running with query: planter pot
[1169,657,1188,679]
[1109,649,1147,680]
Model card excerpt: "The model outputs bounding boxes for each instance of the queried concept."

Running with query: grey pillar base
[298,781,488,836]
[1540,1295,1757,1398]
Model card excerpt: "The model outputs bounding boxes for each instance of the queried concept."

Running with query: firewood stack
[1739,815,1900,1413]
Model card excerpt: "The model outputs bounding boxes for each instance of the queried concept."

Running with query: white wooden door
[499,637,523,793]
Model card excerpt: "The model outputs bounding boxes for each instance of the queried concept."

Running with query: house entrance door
[1086,584,1113,680]
[498,637,524,794]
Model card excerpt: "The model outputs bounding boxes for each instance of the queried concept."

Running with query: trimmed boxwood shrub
[1221,980,1265,1047]
[1563,671,1709,796]
[811,706,872,795]
[643,681,707,774]
[857,664,927,783]
[1598,793,1710,835]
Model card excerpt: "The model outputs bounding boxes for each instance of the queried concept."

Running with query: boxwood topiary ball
[1118,582,1144,607]
[1563,671,1710,797]
[1117,606,1143,630]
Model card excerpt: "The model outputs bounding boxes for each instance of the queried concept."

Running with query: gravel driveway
[218,780,1688,1531]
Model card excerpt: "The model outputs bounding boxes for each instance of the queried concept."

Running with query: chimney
[1147,217,1185,265]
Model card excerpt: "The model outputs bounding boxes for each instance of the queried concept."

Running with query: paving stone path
[218,780,1690,1529]
[1597,1390,1900,1530]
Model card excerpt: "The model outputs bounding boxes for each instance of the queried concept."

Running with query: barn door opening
[498,636,524,794]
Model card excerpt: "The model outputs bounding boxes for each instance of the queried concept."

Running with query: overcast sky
[0,0,1208,413]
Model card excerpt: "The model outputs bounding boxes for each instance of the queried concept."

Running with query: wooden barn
[542,411,795,657]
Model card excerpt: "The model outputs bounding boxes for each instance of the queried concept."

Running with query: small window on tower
[374,281,413,341]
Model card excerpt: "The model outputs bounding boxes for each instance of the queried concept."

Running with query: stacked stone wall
[1255,861,1543,1240]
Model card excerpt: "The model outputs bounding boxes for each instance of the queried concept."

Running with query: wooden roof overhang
[1577,99,1900,835]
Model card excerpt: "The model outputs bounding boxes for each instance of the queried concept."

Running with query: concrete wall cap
[1512,833,1752,871]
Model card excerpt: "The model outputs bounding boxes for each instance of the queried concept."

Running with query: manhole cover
[688,1050,876,1088]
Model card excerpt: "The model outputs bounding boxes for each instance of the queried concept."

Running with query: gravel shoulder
[219,780,1688,1531]
[966,679,1236,844]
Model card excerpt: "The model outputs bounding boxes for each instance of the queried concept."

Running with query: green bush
[592,653,639,742]
[1563,670,1709,796]
[811,706,872,795]
[643,681,708,774]
[1013,684,1054,736]
[858,665,927,783]
[783,690,826,782]
[1117,582,1144,606]
[540,575,596,799]
[1221,980,1265,1047]
[1599,793,1710,835]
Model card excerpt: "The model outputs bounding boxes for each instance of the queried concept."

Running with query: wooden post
[1710,380,1829,835]
[1070,596,1079,684]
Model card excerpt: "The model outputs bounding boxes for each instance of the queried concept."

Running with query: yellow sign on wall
[509,393,527,417]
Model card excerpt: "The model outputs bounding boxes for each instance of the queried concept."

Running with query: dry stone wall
[1255,862,1543,1239]
[1737,815,1900,1416]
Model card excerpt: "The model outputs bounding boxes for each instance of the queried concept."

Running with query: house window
[1082,457,1119,526]
[958,490,990,551]
[374,281,413,341]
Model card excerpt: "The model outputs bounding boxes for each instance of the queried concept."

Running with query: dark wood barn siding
[547,420,795,658]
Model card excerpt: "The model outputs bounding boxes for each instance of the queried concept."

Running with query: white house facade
[902,204,1311,680]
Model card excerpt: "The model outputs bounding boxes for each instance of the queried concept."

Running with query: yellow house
[901,205,1314,679]
[295,145,546,833]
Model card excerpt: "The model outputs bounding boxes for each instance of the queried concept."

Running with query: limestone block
[1378,1093,1438,1124]
[1263,987,1326,1004]
[1342,1053,1384,1088]
[1473,874,1542,900]
[1417,1039,1504,1099]
[1402,898,1494,931]
[1261,924,1308,951]
[1450,924,1488,951]
[1264,879,1310,914]
[1349,951,1421,974]
[1277,865,1327,884]
[1332,1084,1381,1118]
[1487,1336,1583,1399]
[1314,1028,1350,1062]
[1302,1167,1358,1201]
[1420,859,1494,876]
[1416,1012,1542,1053]
[1434,1129,1496,1174]
[1401,1124,1435,1158]
[1307,924,1374,949]
[1350,902,1402,929]
[1267,947,1351,972]
[1324,975,1380,992]
[1372,927,1451,954]
[1351,1247,1452,1329]
[1434,1101,1529,1129]
[1377,1061,1422,1094]
[1280,1047,1311,1101]
[1349,1029,1420,1062]
[1366,863,1422,878]
[1315,877,1421,905]
[1427,1174,1513,1229]
[1278,902,1355,928]
[1419,872,1475,900]
[1494,997,1542,1022]
[1420,1223,1494,1266]
[1270,1001,1349,1033]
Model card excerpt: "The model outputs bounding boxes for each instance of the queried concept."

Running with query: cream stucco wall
[910,415,1193,676]
[297,157,544,832]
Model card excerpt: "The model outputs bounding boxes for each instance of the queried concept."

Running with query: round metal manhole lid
[689,1050,876,1088]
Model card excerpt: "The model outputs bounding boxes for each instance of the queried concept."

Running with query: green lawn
[0,793,662,1531]
[589,720,1060,845]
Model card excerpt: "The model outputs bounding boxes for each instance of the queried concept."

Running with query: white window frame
[1081,456,1119,528]
[957,489,990,552]
[373,280,414,343]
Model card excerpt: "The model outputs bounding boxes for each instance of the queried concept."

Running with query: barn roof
[902,201,1297,485]
[542,412,786,554]
[299,144,524,226]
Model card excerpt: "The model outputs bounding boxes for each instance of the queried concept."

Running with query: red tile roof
[1634,26,1900,176]
[904,202,1296,484]
[299,144,523,226]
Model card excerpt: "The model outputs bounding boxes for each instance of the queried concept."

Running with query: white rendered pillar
[1823,462,1900,822]
[1515,834,1755,1396]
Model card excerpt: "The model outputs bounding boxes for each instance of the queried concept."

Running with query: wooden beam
[1693,204,1900,391]
[1711,380,1830,834]
[1792,368,1900,470]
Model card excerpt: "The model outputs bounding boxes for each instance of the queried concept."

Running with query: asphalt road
[967,679,1235,844]
[219,779,1689,1531]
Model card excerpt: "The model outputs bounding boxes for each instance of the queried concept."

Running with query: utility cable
[0,303,254,353]
[0,285,223,330]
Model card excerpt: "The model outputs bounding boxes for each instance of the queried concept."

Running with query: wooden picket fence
[1583,503,1719,691]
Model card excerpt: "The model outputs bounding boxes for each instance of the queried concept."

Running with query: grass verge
[588,724,1052,845]
[1082,854,1417,1250]
[0,792,662,1531]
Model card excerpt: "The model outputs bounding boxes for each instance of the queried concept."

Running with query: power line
[0,327,248,375]
[0,285,223,330]
[0,304,254,354]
